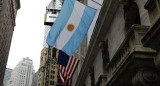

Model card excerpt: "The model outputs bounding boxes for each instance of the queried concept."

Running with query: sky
[7,0,51,71]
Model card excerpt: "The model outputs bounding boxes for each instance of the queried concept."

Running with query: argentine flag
[47,0,96,56]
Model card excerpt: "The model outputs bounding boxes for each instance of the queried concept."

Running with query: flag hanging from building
[59,71,72,86]
[47,0,96,56]
[58,50,80,84]
[59,56,79,82]
[52,48,79,85]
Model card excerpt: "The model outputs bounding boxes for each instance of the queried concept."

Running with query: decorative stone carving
[105,25,157,86]
[99,41,110,65]
[132,68,160,86]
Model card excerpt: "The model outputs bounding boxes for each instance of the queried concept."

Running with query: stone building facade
[38,47,59,86]
[72,0,160,86]
[0,0,20,85]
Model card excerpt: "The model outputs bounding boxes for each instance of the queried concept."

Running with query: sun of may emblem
[67,24,74,31]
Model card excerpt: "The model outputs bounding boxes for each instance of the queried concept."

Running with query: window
[45,81,49,86]
[123,2,141,30]
[50,76,52,79]
[51,70,55,74]
[51,75,54,79]
[53,10,57,14]
[50,81,54,85]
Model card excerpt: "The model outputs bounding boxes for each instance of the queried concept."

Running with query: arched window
[123,2,141,30]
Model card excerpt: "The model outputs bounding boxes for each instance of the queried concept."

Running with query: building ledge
[105,51,158,86]
[142,17,160,50]
[104,25,157,86]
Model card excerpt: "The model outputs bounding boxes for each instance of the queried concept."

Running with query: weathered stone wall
[93,51,103,83]
[85,75,91,86]
[107,0,150,60]
[0,0,18,85]
[107,4,126,59]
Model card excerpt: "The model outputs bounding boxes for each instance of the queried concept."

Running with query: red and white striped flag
[59,56,80,85]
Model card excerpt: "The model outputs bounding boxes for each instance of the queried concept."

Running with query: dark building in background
[0,0,20,85]
[3,68,12,86]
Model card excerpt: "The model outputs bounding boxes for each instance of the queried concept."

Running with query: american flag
[52,48,79,86]
[59,56,80,86]
[59,71,72,86]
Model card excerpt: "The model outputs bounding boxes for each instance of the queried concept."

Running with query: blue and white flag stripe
[61,5,96,56]
[55,1,86,50]
[47,0,96,56]
[47,0,75,46]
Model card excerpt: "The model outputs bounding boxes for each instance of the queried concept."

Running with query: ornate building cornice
[105,25,158,86]
[132,68,160,86]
